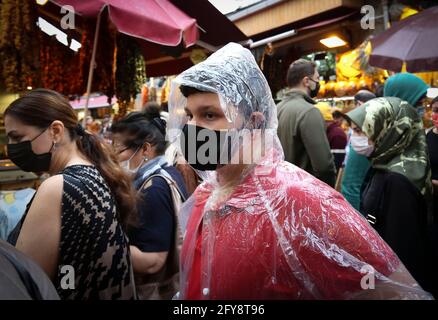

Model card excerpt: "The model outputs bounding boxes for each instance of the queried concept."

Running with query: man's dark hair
[431,95,438,106]
[332,110,344,119]
[375,85,384,98]
[286,59,317,88]
[354,90,376,104]
[180,85,204,98]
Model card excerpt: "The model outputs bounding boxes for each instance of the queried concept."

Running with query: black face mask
[181,124,232,171]
[308,78,320,98]
[7,128,54,172]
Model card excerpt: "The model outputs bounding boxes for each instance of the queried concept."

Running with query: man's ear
[302,76,310,88]
[48,120,65,143]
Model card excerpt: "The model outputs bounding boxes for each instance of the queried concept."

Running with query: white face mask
[120,146,145,174]
[350,135,374,157]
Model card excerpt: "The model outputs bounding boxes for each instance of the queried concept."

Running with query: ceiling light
[320,36,347,48]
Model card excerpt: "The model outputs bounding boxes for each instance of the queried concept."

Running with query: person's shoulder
[279,92,313,110]
[35,175,63,200]
[143,174,169,192]
[274,161,345,203]
[384,171,419,191]
[271,161,359,227]
[163,165,182,181]
[426,127,438,139]
[275,161,331,194]
[0,240,59,300]
[330,126,348,139]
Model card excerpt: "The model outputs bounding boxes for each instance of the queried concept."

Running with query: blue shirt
[341,145,371,211]
[129,163,188,252]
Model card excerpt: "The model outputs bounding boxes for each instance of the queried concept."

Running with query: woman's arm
[130,245,168,274]
[15,175,63,280]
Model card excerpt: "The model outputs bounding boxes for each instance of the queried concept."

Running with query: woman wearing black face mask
[4,89,137,300]
[111,107,188,300]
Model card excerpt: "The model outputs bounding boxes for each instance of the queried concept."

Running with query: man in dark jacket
[277,59,336,187]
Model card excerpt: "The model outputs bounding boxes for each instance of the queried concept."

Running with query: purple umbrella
[369,6,438,73]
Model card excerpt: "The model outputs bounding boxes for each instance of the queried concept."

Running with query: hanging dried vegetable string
[115,34,146,117]
[0,0,40,92]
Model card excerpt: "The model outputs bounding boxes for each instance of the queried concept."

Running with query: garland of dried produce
[88,13,116,101]
[0,0,40,92]
[39,30,83,94]
[115,34,146,118]
[39,12,116,98]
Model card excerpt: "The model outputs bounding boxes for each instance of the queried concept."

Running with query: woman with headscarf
[167,43,432,299]
[346,97,432,291]
[384,73,429,112]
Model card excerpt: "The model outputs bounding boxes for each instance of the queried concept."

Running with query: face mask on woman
[7,128,54,172]
[120,146,145,174]
[350,135,374,157]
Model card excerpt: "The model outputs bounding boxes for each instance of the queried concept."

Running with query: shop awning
[51,0,198,47]
[48,0,248,77]
[70,95,116,110]
[142,0,249,76]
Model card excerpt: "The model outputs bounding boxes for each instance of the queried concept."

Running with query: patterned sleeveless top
[56,165,136,300]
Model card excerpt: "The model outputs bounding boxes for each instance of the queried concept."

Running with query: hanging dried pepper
[39,11,115,98]
[0,0,40,92]
[115,34,146,117]
[39,31,81,95]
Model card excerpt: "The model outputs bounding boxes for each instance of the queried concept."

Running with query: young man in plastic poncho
[167,43,432,300]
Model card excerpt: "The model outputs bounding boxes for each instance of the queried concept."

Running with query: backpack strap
[140,173,187,202]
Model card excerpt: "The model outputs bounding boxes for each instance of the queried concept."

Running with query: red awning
[51,0,198,47]
[142,0,249,76]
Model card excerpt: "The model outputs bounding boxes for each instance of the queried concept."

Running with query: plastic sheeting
[167,43,433,299]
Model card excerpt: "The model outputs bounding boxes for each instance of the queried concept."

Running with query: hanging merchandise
[0,0,40,92]
[337,50,362,80]
[160,77,172,104]
[141,84,149,106]
[115,34,147,116]
[90,14,117,101]
[190,48,207,65]
[39,30,84,95]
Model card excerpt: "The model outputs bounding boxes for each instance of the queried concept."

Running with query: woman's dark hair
[143,101,161,113]
[431,95,438,106]
[111,106,167,155]
[4,89,137,228]
[354,90,376,104]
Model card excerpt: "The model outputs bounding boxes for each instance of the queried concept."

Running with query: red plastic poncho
[167,43,432,300]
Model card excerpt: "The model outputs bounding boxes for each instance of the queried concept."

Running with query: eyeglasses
[112,144,130,154]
